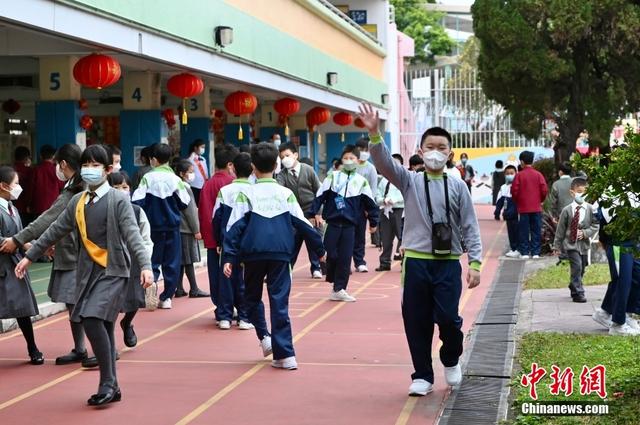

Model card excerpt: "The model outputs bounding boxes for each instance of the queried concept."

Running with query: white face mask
[9,184,23,200]
[187,172,196,183]
[198,147,206,156]
[112,163,122,172]
[55,163,69,182]
[120,188,131,197]
[359,151,370,161]
[281,156,296,169]
[423,150,448,171]
[274,138,281,148]
[342,160,357,171]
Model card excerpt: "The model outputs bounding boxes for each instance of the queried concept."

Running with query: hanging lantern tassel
[285,117,290,137]
[238,117,243,140]
[181,98,188,125]
[317,127,322,145]
[341,132,345,142]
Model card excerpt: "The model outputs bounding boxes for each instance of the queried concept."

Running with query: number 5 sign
[39,56,82,101]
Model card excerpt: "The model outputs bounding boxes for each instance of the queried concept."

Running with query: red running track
[0,205,504,425]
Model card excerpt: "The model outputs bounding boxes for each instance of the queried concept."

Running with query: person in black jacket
[492,160,506,205]
[494,165,519,257]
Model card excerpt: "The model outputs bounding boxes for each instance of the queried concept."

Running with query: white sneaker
[238,320,255,330]
[312,270,323,279]
[444,364,463,386]
[592,308,613,328]
[158,298,172,309]
[532,255,540,259]
[218,320,231,330]
[520,255,530,259]
[272,356,297,370]
[626,314,640,331]
[505,250,520,258]
[408,379,433,396]
[356,264,369,273]
[609,322,640,336]
[260,336,272,357]
[330,289,356,302]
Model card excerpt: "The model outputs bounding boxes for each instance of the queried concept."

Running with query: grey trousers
[379,208,403,268]
[567,250,587,297]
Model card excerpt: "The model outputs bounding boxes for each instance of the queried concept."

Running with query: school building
[0,0,416,176]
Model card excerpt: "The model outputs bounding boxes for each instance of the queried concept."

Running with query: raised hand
[357,103,380,135]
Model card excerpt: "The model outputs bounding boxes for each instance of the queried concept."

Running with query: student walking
[308,144,379,302]
[276,142,323,279]
[222,143,325,370]
[360,103,482,397]
[187,139,209,205]
[553,177,599,303]
[511,151,548,259]
[132,143,191,310]
[0,166,43,365]
[353,138,379,271]
[16,145,153,406]
[375,154,404,272]
[494,165,519,257]
[172,159,208,298]
[0,144,87,365]
[491,160,506,205]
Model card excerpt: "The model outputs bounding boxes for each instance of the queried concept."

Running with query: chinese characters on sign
[521,364,607,400]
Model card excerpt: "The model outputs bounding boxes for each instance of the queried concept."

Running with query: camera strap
[424,173,450,225]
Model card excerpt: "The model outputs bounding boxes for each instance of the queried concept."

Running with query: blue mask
[81,167,105,185]
[505,175,515,183]
[574,194,585,204]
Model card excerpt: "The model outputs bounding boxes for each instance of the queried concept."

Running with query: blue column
[180,117,212,157]
[35,100,82,152]
[224,123,252,147]
[120,110,162,176]
[259,126,285,143]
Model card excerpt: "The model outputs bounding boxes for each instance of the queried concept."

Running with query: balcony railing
[316,0,383,47]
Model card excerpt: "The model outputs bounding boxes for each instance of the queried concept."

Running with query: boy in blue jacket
[222,143,326,370]
[132,143,190,309]
[307,144,379,302]
[494,165,519,257]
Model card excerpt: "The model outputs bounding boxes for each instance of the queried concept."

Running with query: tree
[472,0,640,164]
[391,0,455,64]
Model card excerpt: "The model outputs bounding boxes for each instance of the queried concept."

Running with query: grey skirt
[121,264,145,313]
[0,262,38,319]
[48,269,78,305]
[181,233,201,265]
[71,263,127,323]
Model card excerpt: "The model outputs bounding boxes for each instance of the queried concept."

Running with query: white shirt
[0,197,13,216]
[189,152,209,190]
[85,180,110,204]
[288,162,302,179]
[445,166,462,180]
[570,201,586,224]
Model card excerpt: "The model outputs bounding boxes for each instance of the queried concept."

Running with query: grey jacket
[276,163,321,213]
[13,187,81,271]
[356,161,378,194]
[553,202,599,255]
[26,189,152,277]
[549,176,573,217]
[180,185,200,235]
[369,140,483,264]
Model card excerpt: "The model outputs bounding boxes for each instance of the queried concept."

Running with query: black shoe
[393,254,403,261]
[572,295,587,303]
[188,289,210,298]
[120,321,137,348]
[88,387,121,406]
[55,349,88,365]
[83,353,120,368]
[174,289,188,298]
[29,350,44,365]
[375,265,391,272]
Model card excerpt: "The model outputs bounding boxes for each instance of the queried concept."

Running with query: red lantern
[214,109,225,119]
[274,98,300,137]
[2,99,20,115]
[73,54,121,90]
[333,112,353,142]
[167,73,204,125]
[354,117,366,128]
[78,98,89,111]
[162,108,176,129]
[306,107,330,145]
[79,114,93,130]
[224,91,258,140]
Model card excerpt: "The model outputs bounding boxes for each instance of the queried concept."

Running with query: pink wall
[397,30,415,160]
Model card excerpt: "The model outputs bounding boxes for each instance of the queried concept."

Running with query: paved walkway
[0,205,503,425]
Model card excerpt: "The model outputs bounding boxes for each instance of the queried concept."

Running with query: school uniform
[121,205,153,313]
[492,169,505,205]
[354,161,378,267]
[180,185,201,266]
[27,182,152,397]
[0,199,38,319]
[223,178,325,360]
[376,176,404,269]
[494,183,519,252]
[370,137,482,385]
[132,163,190,302]
[553,201,598,299]
[308,170,379,292]
[212,178,253,323]
[188,152,209,205]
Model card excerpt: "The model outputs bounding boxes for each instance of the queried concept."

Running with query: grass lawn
[509,332,640,425]
[523,263,610,290]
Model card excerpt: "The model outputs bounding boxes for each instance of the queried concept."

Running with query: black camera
[432,222,452,256]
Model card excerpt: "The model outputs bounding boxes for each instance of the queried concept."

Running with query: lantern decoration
[2,99,20,115]
[212,109,227,142]
[162,108,177,129]
[333,112,353,142]
[78,98,89,111]
[224,91,258,141]
[306,107,330,145]
[73,53,121,90]
[167,72,204,125]
[79,114,94,130]
[354,117,366,128]
[274,97,300,137]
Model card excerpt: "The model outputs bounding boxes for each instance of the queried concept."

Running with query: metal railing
[316,0,384,46]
